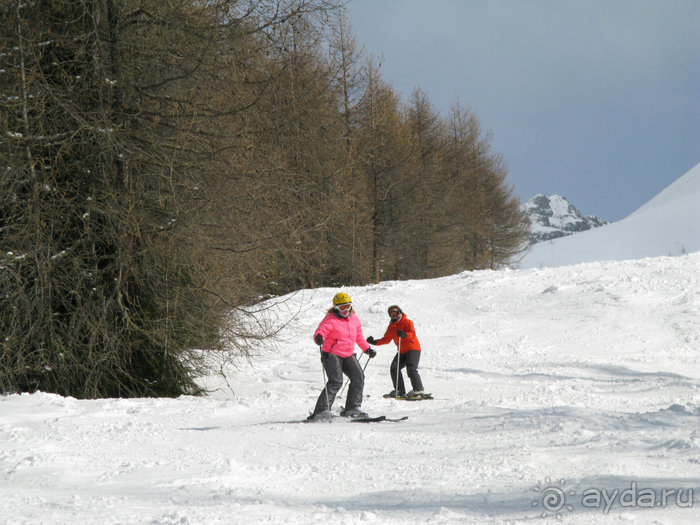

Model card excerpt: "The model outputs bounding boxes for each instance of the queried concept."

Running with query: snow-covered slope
[522,194,608,243]
[1,254,699,524]
[520,163,700,268]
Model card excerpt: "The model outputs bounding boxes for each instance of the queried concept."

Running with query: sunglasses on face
[337,304,352,311]
[389,311,400,317]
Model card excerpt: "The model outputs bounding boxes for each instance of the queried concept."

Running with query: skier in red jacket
[367,305,425,398]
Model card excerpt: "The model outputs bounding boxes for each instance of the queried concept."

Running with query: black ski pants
[390,350,423,393]
[313,351,364,415]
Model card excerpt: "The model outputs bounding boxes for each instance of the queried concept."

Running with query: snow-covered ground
[2,252,699,524]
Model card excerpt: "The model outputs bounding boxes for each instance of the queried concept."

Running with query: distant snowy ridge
[522,194,608,243]
[520,162,700,268]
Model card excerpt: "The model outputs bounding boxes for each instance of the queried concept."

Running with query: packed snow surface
[520,162,700,268]
[2,253,699,524]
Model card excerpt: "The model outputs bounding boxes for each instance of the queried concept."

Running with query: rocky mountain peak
[522,194,608,244]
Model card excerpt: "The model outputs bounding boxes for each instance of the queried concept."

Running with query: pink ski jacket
[313,311,371,358]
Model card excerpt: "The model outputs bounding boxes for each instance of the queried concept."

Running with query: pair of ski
[383,392,434,401]
[299,414,408,424]
[331,415,407,423]
[352,415,408,423]
[299,392,433,424]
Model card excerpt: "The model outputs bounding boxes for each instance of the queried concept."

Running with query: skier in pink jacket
[309,292,377,420]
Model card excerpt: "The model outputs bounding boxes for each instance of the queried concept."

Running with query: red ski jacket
[374,315,421,353]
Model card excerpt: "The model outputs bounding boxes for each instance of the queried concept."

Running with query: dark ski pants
[313,351,364,415]
[390,350,423,393]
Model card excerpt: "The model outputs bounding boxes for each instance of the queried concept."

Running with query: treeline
[0,0,528,398]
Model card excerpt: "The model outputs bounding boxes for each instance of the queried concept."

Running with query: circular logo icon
[532,478,575,518]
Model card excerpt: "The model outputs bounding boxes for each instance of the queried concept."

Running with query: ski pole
[395,335,401,397]
[362,353,371,374]
[337,352,370,399]
[320,345,332,422]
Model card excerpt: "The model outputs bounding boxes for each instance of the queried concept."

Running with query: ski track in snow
[1,254,699,524]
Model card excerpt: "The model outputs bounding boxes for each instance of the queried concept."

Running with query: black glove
[314,334,323,346]
[366,336,376,345]
[365,348,377,358]
[396,330,407,339]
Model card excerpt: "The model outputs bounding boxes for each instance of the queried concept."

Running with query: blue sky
[346,0,700,221]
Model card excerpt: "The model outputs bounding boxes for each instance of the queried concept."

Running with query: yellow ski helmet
[333,292,352,305]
